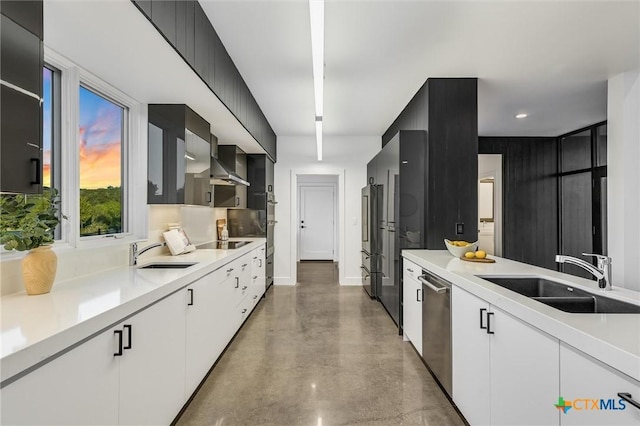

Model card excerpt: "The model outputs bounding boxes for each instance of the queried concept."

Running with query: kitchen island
[403,250,640,425]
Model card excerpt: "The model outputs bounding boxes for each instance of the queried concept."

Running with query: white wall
[274,135,380,285]
[608,71,640,292]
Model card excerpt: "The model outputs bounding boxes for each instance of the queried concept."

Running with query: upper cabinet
[213,145,247,208]
[0,1,43,194]
[246,154,274,210]
[148,104,212,206]
[131,0,277,162]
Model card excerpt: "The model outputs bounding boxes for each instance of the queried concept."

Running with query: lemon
[464,251,476,259]
[475,250,487,259]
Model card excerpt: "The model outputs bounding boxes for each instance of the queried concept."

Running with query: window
[78,86,126,237]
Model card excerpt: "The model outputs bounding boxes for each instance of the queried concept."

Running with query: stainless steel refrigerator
[361,185,382,298]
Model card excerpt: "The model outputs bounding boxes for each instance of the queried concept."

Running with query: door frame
[297,181,338,262]
[290,169,345,285]
[478,154,503,257]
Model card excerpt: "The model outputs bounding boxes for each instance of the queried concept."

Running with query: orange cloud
[79,139,121,189]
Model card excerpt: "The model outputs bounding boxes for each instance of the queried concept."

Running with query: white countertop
[403,250,640,382]
[0,239,266,385]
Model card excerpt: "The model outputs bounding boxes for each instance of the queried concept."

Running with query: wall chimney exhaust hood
[209,135,249,186]
[210,156,249,186]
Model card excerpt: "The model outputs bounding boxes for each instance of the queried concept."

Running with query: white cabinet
[250,244,266,307]
[452,285,560,426]
[118,291,186,426]
[185,266,235,396]
[560,343,640,425]
[1,291,186,426]
[1,328,119,425]
[402,259,422,355]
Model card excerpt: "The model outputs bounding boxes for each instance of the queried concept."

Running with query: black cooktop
[198,241,252,250]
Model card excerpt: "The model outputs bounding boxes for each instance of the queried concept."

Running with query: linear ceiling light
[310,0,324,161]
[315,118,323,161]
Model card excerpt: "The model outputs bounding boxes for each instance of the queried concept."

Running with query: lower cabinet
[118,291,186,426]
[1,245,268,425]
[0,291,185,426]
[1,326,119,425]
[184,265,236,397]
[402,259,422,355]
[452,285,560,426]
[560,343,640,425]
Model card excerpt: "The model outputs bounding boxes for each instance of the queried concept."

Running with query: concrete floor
[177,261,465,425]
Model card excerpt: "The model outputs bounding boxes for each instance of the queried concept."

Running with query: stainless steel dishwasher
[419,269,452,396]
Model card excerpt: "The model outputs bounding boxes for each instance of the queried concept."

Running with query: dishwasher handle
[419,275,449,294]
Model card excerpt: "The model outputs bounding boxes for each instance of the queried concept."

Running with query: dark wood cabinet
[1,14,41,97]
[1,4,43,194]
[151,0,176,47]
[1,86,42,193]
[148,104,212,206]
[131,0,277,162]
[0,0,42,39]
[247,154,274,210]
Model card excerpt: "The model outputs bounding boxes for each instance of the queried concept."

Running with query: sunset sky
[42,68,52,187]
[42,75,123,190]
[79,86,122,189]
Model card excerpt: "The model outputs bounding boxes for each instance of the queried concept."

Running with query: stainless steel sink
[139,262,197,269]
[476,276,640,314]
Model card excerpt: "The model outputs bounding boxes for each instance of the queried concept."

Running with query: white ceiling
[43,0,640,157]
[203,0,640,138]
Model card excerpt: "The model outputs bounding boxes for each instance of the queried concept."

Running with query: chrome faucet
[130,241,166,266]
[555,253,612,291]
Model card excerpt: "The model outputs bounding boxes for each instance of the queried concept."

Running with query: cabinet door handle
[486,312,495,334]
[187,288,194,306]
[236,196,240,207]
[618,393,640,410]
[242,308,247,314]
[123,324,132,350]
[479,308,487,330]
[114,330,123,356]
[416,289,421,302]
[30,158,41,185]
[259,259,263,267]
[206,192,212,203]
[235,277,239,288]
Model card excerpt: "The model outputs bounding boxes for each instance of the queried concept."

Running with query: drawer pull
[235,277,239,289]
[618,393,640,410]
[486,312,495,335]
[242,308,247,314]
[242,286,248,290]
[123,325,132,350]
[187,288,194,306]
[114,330,123,356]
[480,308,487,330]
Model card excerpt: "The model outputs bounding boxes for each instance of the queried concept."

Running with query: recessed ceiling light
[515,113,528,119]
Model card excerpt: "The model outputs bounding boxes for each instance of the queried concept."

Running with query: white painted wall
[607,71,640,292]
[274,136,380,285]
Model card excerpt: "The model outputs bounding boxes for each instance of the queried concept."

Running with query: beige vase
[22,245,57,295]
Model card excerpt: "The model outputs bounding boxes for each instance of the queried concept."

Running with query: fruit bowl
[444,239,478,257]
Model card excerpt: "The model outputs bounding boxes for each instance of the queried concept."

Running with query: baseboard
[340,276,363,286]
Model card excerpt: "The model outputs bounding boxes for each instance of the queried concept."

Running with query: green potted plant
[0,189,66,295]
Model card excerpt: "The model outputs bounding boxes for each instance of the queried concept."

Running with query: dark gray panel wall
[479,137,559,270]
[131,0,277,162]
[381,78,479,247]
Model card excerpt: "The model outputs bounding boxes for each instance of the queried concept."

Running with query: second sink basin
[139,262,197,269]
[477,276,640,314]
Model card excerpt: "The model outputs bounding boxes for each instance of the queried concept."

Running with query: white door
[299,185,335,260]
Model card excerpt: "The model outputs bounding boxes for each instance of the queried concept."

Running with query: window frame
[45,49,147,249]
[77,83,129,240]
